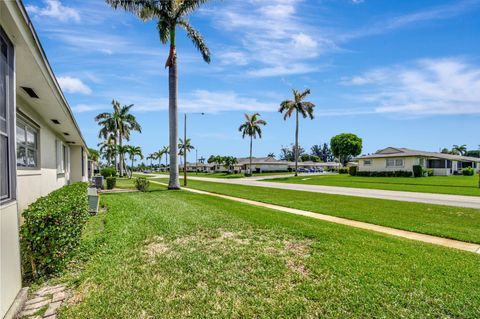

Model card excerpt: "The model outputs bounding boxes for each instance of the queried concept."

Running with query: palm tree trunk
[295,110,299,176]
[249,135,253,175]
[119,134,124,176]
[131,158,134,178]
[168,33,180,189]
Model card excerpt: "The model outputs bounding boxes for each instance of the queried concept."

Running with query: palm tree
[223,156,238,173]
[98,135,117,166]
[279,89,315,176]
[238,113,266,175]
[152,150,165,170]
[178,138,194,169]
[161,145,169,167]
[106,0,211,189]
[95,100,142,177]
[146,153,155,170]
[452,144,467,156]
[116,144,130,176]
[127,145,143,177]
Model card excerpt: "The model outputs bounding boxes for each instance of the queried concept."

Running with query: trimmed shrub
[412,165,423,178]
[338,168,349,174]
[20,182,89,279]
[106,177,116,189]
[349,166,357,176]
[355,171,412,177]
[134,177,150,192]
[462,167,475,176]
[100,166,116,179]
[426,168,434,176]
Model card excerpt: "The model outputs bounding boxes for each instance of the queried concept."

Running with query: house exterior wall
[16,99,72,212]
[358,157,418,173]
[70,145,88,183]
[0,201,22,318]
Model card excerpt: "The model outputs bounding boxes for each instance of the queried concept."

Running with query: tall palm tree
[127,145,143,177]
[279,89,315,176]
[106,0,211,189]
[95,100,142,176]
[452,144,467,156]
[238,113,266,175]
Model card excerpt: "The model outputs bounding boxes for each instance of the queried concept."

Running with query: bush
[100,166,116,179]
[20,183,89,279]
[106,177,116,189]
[413,165,423,178]
[338,168,349,174]
[462,167,475,176]
[426,168,434,176]
[349,166,357,176]
[355,171,412,177]
[134,177,150,192]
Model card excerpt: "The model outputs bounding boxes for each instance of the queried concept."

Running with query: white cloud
[26,0,80,23]
[345,58,480,115]
[58,76,92,95]
[72,104,98,113]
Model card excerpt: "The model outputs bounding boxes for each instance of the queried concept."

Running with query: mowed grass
[270,174,480,196]
[58,182,480,318]
[145,171,292,179]
[150,178,480,244]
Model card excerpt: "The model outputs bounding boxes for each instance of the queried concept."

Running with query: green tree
[126,145,143,177]
[330,133,363,166]
[279,89,315,176]
[97,135,117,166]
[116,144,130,175]
[238,113,267,175]
[106,0,211,189]
[279,144,305,162]
[223,156,238,173]
[452,144,467,156]
[95,100,141,176]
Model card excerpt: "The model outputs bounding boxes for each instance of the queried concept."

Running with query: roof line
[15,0,88,149]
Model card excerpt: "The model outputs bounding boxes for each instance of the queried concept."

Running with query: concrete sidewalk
[175,176,480,209]
[150,180,480,254]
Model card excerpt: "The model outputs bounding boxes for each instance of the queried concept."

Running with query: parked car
[143,170,152,173]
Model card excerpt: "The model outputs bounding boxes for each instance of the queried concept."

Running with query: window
[363,160,371,166]
[81,147,85,177]
[386,158,404,167]
[0,27,15,202]
[56,140,64,174]
[16,117,39,168]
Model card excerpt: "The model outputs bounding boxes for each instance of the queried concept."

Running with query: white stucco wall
[0,201,22,318]
[70,145,88,183]
[358,157,418,173]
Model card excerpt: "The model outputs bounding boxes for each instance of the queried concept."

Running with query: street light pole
[184,113,187,186]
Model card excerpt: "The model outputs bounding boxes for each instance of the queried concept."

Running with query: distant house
[355,147,480,176]
[1,2,88,317]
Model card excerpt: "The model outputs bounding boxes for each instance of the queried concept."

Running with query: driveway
[174,176,480,209]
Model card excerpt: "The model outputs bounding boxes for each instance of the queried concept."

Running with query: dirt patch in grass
[68,281,97,305]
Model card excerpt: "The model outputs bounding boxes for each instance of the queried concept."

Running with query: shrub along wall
[20,182,89,280]
[356,171,413,177]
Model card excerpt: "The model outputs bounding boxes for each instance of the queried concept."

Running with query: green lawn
[144,171,292,179]
[270,174,480,196]
[58,181,480,318]
[150,178,480,244]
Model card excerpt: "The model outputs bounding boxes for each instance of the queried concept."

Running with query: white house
[355,147,480,176]
[1,2,88,318]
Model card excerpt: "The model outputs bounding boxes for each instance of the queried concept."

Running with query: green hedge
[100,166,116,178]
[20,182,89,279]
[348,166,357,176]
[106,177,116,189]
[462,167,475,176]
[412,165,423,178]
[134,177,150,192]
[356,171,413,177]
[338,168,349,174]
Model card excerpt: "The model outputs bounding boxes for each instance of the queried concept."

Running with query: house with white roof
[1,1,88,317]
[355,147,480,176]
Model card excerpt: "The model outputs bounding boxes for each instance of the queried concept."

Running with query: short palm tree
[106,0,211,189]
[279,89,315,176]
[116,144,130,176]
[161,145,169,167]
[238,113,266,175]
[98,135,117,166]
[178,138,194,156]
[146,153,155,169]
[127,145,143,177]
[95,100,142,176]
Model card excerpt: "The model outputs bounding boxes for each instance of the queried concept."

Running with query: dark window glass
[1,135,9,199]
[16,120,39,168]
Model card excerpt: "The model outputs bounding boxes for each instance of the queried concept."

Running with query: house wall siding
[358,157,417,173]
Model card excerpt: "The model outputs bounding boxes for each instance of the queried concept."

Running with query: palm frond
[178,20,210,63]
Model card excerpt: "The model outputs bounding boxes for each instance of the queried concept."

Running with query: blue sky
[25,0,480,163]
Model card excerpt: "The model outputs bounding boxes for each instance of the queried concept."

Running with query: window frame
[386,158,404,168]
[363,160,372,166]
[16,113,40,170]
[0,26,16,203]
